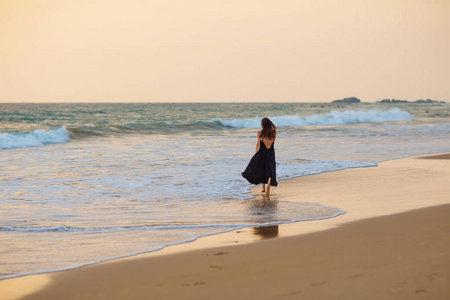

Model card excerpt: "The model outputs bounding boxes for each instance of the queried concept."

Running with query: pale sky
[1,0,449,103]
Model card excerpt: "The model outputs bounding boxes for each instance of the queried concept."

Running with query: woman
[242,117,278,195]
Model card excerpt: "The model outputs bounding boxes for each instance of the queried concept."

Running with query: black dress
[242,139,278,186]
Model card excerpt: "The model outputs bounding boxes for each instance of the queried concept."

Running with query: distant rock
[423,99,446,104]
[332,97,361,104]
[378,99,408,103]
[377,98,446,104]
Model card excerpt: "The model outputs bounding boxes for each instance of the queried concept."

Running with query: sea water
[1,102,449,279]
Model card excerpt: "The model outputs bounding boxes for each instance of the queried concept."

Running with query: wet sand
[1,153,449,300]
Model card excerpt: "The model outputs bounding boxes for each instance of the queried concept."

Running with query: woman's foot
[265,178,271,195]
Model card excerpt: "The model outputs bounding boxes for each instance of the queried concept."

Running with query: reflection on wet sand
[253,225,279,239]
[247,195,278,216]
[248,195,280,239]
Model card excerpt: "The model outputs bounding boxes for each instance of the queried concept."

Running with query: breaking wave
[1,108,414,149]
[211,108,414,128]
[0,127,70,150]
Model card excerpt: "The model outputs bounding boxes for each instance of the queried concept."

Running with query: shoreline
[1,153,449,299]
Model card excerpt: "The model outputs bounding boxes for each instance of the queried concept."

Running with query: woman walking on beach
[242,117,278,195]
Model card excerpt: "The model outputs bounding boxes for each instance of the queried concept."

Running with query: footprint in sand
[182,282,206,287]
[210,265,224,269]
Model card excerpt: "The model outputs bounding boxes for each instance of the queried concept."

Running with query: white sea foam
[0,127,70,149]
[0,224,244,232]
[212,108,415,128]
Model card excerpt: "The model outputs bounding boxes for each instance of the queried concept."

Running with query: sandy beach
[1,153,449,300]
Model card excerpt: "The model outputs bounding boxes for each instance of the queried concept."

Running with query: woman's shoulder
[257,130,262,138]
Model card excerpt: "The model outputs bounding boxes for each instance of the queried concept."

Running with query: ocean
[1,102,449,280]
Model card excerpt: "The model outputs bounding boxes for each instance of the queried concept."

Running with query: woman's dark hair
[260,117,276,139]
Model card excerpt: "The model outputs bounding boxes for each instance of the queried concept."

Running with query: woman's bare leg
[265,177,271,196]
[261,184,265,193]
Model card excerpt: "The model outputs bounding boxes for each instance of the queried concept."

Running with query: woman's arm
[255,131,262,153]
